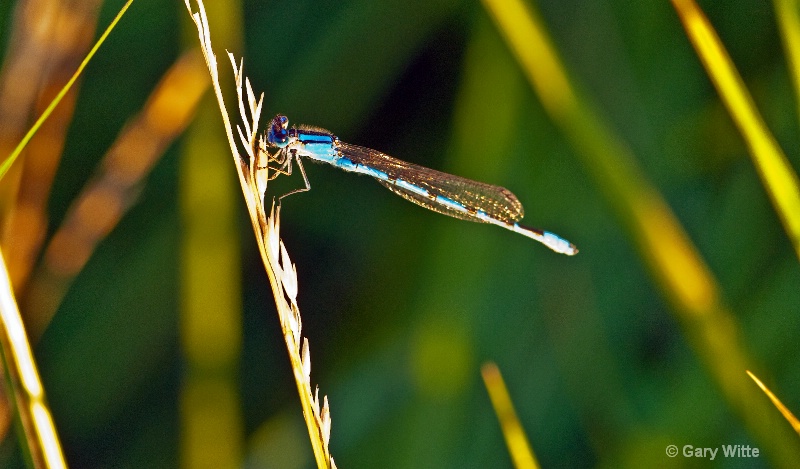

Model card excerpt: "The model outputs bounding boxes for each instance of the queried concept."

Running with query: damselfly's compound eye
[267,114,290,148]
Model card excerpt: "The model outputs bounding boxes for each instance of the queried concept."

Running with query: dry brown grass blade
[0,0,103,229]
[1,0,105,293]
[0,0,62,155]
[21,51,210,338]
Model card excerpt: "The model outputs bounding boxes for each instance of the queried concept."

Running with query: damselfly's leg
[278,153,311,200]
[256,147,294,181]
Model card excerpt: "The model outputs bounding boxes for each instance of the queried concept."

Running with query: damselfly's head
[267,114,290,148]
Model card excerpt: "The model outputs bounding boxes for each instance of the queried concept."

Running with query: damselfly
[260,115,577,255]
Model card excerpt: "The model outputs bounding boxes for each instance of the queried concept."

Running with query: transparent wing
[337,142,524,224]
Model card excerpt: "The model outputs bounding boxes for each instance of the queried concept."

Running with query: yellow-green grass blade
[672,0,800,261]
[482,363,540,469]
[775,0,800,127]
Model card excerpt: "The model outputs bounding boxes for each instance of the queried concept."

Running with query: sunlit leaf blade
[747,370,800,435]
[0,247,66,468]
[672,0,800,261]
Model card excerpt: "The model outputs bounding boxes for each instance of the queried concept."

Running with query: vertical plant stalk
[481,362,540,469]
[672,0,800,261]
[481,0,800,465]
[0,247,65,469]
[184,1,335,467]
[180,29,241,469]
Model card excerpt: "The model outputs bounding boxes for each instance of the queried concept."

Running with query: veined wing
[337,142,524,224]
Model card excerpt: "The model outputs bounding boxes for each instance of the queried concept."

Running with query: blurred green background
[1,0,799,467]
